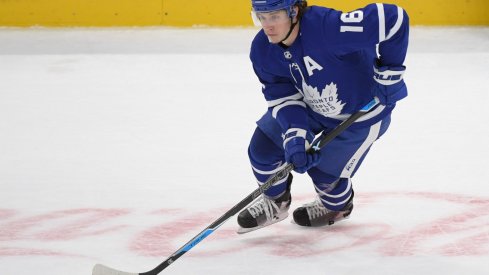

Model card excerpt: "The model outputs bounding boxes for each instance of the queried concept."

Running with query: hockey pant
[248,112,391,211]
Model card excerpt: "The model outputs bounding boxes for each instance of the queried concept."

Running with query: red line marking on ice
[377,192,489,257]
[245,223,392,257]
[129,207,237,257]
[0,192,488,258]
[0,209,17,220]
[0,247,79,257]
[149,208,186,215]
[0,208,130,242]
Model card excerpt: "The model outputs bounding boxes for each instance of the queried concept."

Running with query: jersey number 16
[340,11,364,33]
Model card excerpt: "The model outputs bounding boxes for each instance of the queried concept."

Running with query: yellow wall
[318,0,489,26]
[0,0,162,27]
[1,0,488,27]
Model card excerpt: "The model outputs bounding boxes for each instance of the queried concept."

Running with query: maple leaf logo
[302,82,345,117]
[302,81,319,98]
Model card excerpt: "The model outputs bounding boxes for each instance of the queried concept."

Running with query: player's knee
[248,127,283,165]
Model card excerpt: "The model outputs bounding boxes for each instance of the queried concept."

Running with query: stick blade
[92,264,139,275]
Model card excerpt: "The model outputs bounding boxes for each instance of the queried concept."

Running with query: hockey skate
[237,175,292,234]
[293,192,354,227]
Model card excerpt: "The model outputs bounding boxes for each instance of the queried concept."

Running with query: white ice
[0,26,488,275]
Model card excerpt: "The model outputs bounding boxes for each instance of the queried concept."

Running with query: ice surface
[0,26,488,275]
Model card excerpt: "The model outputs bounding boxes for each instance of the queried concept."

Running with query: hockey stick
[92,97,380,275]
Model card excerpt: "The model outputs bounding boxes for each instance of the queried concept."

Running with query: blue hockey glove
[372,61,407,107]
[283,128,322,174]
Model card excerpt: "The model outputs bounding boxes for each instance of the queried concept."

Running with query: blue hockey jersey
[250,3,409,131]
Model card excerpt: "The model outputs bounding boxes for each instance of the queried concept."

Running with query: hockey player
[237,0,409,233]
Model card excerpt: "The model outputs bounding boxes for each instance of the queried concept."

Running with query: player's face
[252,10,292,44]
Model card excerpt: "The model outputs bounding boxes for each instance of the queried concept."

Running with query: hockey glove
[283,128,321,174]
[372,60,407,107]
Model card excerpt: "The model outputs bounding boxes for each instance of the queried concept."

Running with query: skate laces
[305,198,330,219]
[248,195,280,220]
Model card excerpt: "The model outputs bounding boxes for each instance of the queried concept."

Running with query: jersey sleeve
[250,35,309,132]
[377,4,409,66]
[326,3,409,66]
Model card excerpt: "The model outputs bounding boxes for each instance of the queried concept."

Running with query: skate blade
[290,214,350,226]
[236,213,288,234]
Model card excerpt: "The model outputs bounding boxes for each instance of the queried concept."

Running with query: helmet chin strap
[280,17,299,44]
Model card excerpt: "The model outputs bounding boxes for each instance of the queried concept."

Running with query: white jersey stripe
[320,193,353,206]
[267,93,303,107]
[327,104,385,122]
[256,175,288,187]
[386,7,404,40]
[340,121,382,178]
[315,179,352,199]
[272,100,306,118]
[251,162,288,175]
[376,3,386,42]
